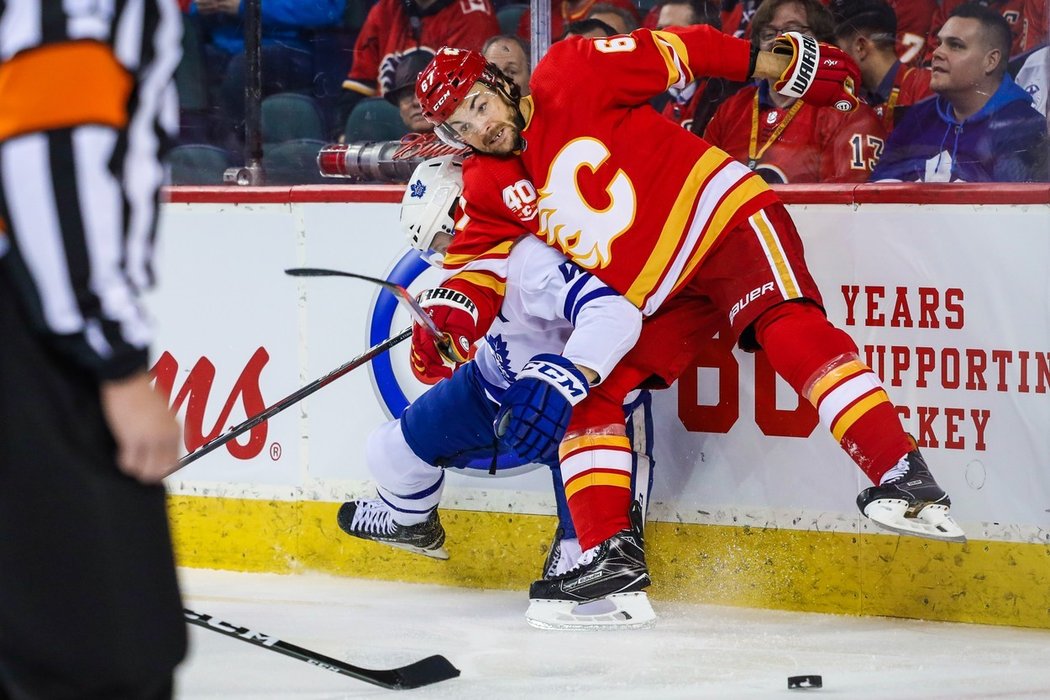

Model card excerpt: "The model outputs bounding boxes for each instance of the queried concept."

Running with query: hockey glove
[410,287,478,384]
[771,32,860,113]
[494,354,589,463]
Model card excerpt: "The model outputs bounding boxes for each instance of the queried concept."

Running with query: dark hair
[751,0,835,46]
[588,3,640,32]
[561,17,618,38]
[830,0,897,49]
[657,0,723,30]
[948,2,1012,72]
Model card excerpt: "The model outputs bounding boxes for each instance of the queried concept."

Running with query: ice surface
[177,568,1050,699]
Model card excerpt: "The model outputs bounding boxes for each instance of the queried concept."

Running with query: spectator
[341,0,499,130]
[926,0,1047,60]
[872,4,1048,182]
[483,35,532,96]
[704,0,888,182]
[562,17,618,38]
[654,0,746,135]
[718,0,763,38]
[517,0,640,41]
[385,49,437,134]
[882,0,938,64]
[192,0,346,146]
[587,2,639,33]
[831,0,934,133]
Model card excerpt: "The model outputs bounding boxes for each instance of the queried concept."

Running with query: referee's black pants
[0,277,186,699]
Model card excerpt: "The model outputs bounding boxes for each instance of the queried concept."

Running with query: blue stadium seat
[344,97,408,143]
[168,144,234,185]
[261,93,327,145]
[265,139,329,185]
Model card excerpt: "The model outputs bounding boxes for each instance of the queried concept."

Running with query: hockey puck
[787,675,822,689]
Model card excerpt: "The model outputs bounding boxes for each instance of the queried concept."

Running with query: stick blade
[285,267,352,278]
[389,654,461,689]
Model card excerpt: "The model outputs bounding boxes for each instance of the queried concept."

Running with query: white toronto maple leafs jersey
[467,236,642,400]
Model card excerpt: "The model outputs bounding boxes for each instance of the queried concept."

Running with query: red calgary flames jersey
[344,0,498,98]
[440,154,540,331]
[927,0,1047,59]
[514,26,778,315]
[867,63,933,133]
[703,84,887,184]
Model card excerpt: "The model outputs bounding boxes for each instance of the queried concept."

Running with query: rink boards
[153,183,1050,629]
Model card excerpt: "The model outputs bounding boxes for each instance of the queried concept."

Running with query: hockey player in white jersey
[338,156,657,628]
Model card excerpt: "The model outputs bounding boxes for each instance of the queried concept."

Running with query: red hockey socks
[753,302,913,484]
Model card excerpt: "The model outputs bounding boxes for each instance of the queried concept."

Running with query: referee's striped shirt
[0,0,181,379]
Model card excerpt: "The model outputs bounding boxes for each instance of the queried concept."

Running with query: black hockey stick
[175,328,411,470]
[285,267,468,363]
[184,609,460,690]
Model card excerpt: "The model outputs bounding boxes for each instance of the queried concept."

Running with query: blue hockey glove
[494,353,590,463]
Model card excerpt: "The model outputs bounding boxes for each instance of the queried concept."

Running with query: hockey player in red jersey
[411,24,966,624]
[704,0,887,183]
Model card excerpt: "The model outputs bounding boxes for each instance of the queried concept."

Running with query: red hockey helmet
[416,47,491,126]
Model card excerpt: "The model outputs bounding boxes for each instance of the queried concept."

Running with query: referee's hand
[100,371,181,484]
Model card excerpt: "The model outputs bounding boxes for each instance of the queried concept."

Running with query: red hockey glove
[409,287,478,385]
[771,32,860,113]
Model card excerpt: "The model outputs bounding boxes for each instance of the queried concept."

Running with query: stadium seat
[168,144,234,185]
[497,4,528,35]
[264,139,329,185]
[344,98,408,143]
[261,93,327,145]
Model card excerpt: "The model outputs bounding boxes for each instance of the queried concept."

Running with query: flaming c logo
[151,348,270,459]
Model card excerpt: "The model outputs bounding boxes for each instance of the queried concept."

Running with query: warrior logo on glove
[772,32,860,113]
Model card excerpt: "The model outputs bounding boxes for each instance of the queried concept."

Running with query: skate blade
[864,499,967,543]
[525,592,656,630]
[383,541,450,560]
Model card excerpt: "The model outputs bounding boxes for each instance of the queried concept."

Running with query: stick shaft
[175,328,410,470]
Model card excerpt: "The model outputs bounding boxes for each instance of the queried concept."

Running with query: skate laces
[879,454,912,485]
[351,501,396,535]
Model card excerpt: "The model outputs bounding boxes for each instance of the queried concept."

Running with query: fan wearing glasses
[704,0,887,183]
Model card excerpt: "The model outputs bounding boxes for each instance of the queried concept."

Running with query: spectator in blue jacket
[871,3,1047,182]
[191,0,346,146]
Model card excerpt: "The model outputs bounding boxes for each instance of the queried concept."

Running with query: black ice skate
[526,503,654,630]
[541,526,583,579]
[856,449,966,543]
[337,499,449,559]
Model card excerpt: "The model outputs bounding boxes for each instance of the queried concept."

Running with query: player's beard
[482,109,526,155]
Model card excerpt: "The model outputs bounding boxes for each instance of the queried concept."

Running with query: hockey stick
[184,609,460,690]
[175,328,411,470]
[285,267,468,363]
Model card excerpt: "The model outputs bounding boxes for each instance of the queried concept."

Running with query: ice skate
[857,449,966,543]
[526,504,654,630]
[541,526,583,579]
[337,499,449,559]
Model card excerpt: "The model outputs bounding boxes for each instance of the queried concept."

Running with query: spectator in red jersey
[654,0,749,135]
[587,2,640,33]
[925,0,1047,60]
[831,0,933,133]
[385,49,437,134]
[878,0,938,64]
[704,0,887,182]
[516,0,640,41]
[483,34,532,97]
[339,0,499,132]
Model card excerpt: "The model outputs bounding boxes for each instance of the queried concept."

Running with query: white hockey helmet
[400,155,464,260]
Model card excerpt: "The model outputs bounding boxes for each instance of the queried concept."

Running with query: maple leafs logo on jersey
[409,179,427,198]
[486,333,515,383]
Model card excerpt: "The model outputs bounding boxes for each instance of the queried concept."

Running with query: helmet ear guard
[400,155,465,262]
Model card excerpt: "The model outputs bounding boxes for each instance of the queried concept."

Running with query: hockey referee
[0,2,187,698]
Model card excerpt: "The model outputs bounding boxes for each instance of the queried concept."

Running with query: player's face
[930,17,999,95]
[445,81,521,155]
